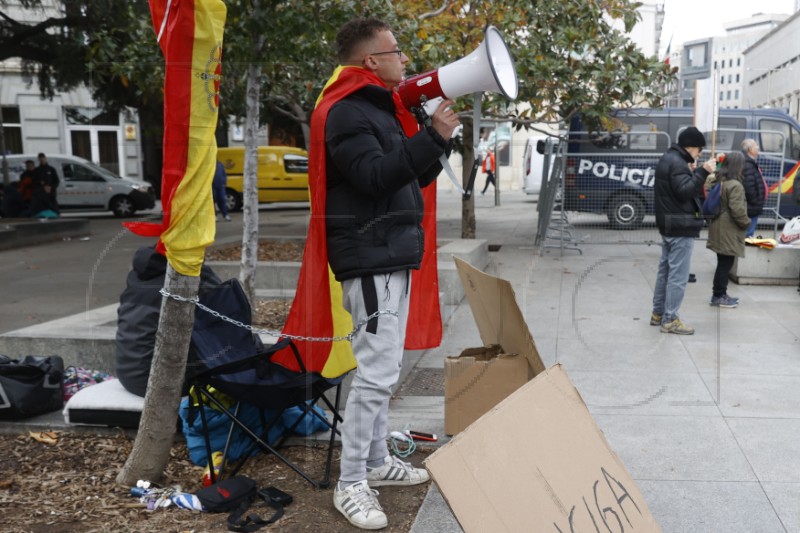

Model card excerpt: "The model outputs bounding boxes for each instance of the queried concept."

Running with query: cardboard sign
[454,257,545,376]
[427,364,661,532]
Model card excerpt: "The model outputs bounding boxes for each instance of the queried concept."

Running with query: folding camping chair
[186,278,346,488]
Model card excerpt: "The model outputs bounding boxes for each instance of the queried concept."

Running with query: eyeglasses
[369,49,403,58]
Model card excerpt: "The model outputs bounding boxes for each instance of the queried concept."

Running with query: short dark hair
[25,159,35,165]
[37,152,46,158]
[335,17,390,64]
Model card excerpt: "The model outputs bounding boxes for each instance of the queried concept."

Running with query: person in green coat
[705,151,750,308]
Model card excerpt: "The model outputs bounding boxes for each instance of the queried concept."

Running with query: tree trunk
[239,61,262,311]
[116,264,199,487]
[291,102,310,152]
[0,105,9,186]
[461,119,476,239]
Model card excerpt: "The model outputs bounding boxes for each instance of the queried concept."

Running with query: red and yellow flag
[274,66,442,378]
[767,161,798,195]
[124,0,226,277]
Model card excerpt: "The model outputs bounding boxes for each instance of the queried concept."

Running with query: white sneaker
[366,455,430,487]
[223,214,232,222]
[333,480,387,530]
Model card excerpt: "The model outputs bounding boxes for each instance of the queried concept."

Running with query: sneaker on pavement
[224,214,232,222]
[650,312,662,326]
[710,295,738,308]
[660,318,694,335]
[333,480,387,530]
[366,455,430,487]
[724,293,739,304]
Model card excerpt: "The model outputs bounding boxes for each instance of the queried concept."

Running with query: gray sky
[659,0,796,56]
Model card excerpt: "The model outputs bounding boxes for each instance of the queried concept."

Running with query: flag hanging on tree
[273,66,442,378]
[124,0,226,277]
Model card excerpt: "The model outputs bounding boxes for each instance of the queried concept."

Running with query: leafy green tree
[219,0,399,305]
[396,0,675,237]
[0,0,167,185]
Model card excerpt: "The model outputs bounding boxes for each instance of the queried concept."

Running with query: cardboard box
[428,364,661,532]
[444,258,545,436]
[444,345,530,436]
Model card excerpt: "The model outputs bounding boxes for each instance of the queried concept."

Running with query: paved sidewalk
[3,189,800,532]
[403,190,800,533]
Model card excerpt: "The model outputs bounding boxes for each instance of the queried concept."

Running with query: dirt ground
[0,431,432,532]
[205,240,303,263]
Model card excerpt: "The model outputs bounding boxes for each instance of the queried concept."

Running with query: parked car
[0,154,155,217]
[521,135,548,195]
[216,146,309,212]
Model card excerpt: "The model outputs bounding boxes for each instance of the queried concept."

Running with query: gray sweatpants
[339,271,411,483]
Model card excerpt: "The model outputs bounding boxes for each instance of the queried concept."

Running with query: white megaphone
[398,26,518,116]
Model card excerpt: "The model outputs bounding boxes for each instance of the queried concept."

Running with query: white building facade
[1,1,143,179]
[678,13,787,109]
[743,10,800,121]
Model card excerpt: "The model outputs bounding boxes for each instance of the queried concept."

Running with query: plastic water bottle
[201,451,224,487]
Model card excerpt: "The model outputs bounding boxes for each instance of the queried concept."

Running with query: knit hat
[678,127,706,148]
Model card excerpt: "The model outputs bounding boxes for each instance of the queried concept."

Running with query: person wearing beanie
[650,126,716,335]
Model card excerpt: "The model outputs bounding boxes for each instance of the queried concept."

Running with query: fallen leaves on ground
[0,431,431,532]
[205,240,304,263]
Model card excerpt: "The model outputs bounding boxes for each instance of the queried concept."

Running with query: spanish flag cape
[273,66,442,378]
[124,0,226,277]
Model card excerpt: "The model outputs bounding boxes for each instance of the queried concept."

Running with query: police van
[564,108,800,229]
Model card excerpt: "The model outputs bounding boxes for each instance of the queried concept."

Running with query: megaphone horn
[398,26,518,114]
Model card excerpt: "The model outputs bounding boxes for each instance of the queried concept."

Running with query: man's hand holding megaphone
[429,99,461,141]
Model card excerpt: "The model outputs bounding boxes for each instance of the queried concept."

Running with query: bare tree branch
[419,1,451,20]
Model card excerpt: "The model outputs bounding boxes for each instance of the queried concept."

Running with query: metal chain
[159,288,398,343]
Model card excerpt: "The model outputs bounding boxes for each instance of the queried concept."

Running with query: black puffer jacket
[654,144,710,237]
[741,152,766,217]
[324,84,448,281]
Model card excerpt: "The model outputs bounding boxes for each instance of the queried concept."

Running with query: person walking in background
[33,153,59,197]
[480,149,496,195]
[651,127,716,335]
[212,160,231,222]
[19,159,37,204]
[319,17,459,530]
[705,151,750,308]
[741,139,767,237]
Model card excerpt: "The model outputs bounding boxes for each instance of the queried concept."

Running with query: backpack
[702,181,724,219]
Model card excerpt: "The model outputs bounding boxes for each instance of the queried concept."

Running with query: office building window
[1,106,22,154]
[735,89,739,99]
[727,90,731,100]
[736,74,739,82]
[720,91,724,101]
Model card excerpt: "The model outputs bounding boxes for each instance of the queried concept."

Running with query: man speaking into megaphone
[279,17,459,530]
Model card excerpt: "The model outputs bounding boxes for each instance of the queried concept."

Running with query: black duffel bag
[0,355,64,420]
